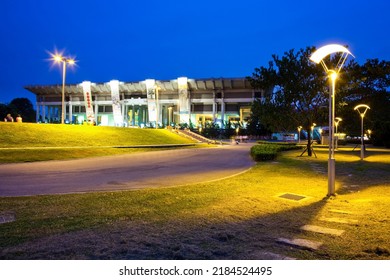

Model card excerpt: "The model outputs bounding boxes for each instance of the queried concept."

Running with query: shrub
[250,142,301,161]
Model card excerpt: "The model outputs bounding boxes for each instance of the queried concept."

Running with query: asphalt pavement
[0,143,255,197]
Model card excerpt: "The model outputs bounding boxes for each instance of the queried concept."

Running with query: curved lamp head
[310,44,354,73]
[354,104,370,116]
[310,44,352,63]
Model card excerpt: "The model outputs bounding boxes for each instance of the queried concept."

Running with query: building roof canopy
[25,77,253,96]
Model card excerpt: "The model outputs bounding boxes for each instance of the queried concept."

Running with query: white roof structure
[25,77,253,96]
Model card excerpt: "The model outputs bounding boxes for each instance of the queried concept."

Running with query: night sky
[1,0,390,104]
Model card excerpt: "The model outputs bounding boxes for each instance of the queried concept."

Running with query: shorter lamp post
[354,104,370,160]
[311,123,316,140]
[335,117,342,149]
[335,117,342,135]
[297,126,302,143]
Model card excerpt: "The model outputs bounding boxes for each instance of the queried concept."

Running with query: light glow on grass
[0,147,389,259]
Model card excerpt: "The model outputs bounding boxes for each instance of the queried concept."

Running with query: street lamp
[311,123,316,139]
[354,104,370,160]
[51,53,75,124]
[335,117,342,149]
[297,126,302,143]
[335,117,342,135]
[310,44,353,196]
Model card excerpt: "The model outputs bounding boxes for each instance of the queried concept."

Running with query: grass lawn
[0,145,389,260]
[0,122,196,162]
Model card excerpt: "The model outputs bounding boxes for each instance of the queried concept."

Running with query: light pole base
[360,145,364,160]
[328,158,336,196]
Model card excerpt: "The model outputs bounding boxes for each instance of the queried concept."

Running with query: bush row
[250,142,301,161]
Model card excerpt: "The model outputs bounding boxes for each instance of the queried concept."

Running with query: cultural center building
[25,77,262,128]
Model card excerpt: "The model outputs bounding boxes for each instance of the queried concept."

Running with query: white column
[212,91,217,122]
[178,77,189,124]
[109,80,123,126]
[121,94,126,125]
[145,79,157,124]
[220,90,225,128]
[94,97,99,125]
[42,103,46,122]
[68,96,73,123]
[36,102,40,122]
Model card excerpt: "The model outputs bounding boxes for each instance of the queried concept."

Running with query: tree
[8,98,36,122]
[0,103,9,121]
[247,46,329,156]
[337,59,390,146]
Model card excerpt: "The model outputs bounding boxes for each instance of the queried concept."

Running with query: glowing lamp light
[310,44,353,64]
[330,71,338,81]
[53,55,63,62]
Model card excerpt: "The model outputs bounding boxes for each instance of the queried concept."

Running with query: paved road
[0,143,255,197]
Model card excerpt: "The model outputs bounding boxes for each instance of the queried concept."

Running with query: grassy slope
[0,122,194,147]
[0,123,195,162]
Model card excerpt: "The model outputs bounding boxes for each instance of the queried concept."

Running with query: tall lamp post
[52,53,75,124]
[310,44,353,196]
[354,104,370,160]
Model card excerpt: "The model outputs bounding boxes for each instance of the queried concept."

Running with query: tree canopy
[247,46,390,151]
[0,98,36,122]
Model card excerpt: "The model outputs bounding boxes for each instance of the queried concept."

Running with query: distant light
[310,44,353,64]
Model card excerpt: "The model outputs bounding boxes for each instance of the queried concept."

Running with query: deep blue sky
[1,0,390,104]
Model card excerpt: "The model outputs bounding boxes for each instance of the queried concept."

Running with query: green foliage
[371,121,390,148]
[247,47,328,133]
[0,98,36,122]
[250,142,301,161]
[248,46,390,149]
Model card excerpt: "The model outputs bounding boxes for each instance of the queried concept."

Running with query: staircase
[171,129,217,144]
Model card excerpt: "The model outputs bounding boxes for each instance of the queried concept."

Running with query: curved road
[0,143,255,197]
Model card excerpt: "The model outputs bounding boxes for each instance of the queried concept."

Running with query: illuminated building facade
[26,77,261,128]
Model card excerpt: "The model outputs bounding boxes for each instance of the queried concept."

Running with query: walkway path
[0,143,255,197]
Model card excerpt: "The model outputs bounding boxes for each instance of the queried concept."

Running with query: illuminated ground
[0,144,389,260]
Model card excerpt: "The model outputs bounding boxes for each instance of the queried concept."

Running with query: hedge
[250,142,301,161]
